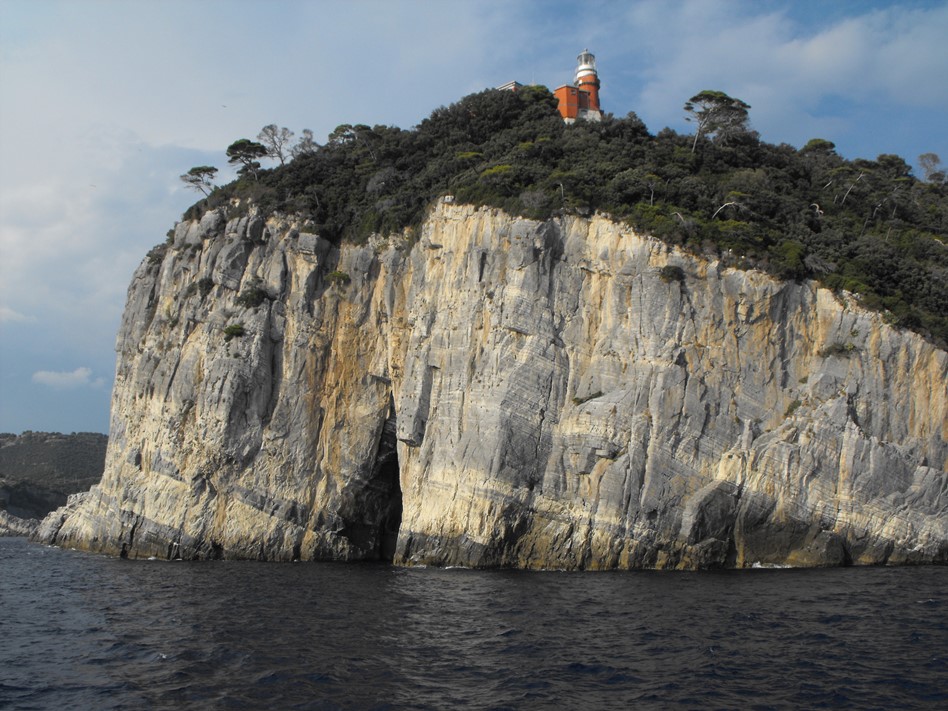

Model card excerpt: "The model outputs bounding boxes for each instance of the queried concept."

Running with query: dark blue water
[1,537,945,710]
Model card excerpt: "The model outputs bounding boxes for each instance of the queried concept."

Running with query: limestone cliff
[37,203,948,568]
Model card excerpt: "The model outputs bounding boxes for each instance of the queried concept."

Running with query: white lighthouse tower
[574,50,601,114]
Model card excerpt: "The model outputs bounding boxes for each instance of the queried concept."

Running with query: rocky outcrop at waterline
[1,509,39,537]
[36,203,948,568]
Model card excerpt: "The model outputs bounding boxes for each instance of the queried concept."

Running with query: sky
[1,0,946,435]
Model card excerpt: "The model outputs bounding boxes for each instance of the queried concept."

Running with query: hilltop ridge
[181,87,948,346]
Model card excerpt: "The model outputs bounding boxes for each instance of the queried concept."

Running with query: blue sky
[1,0,946,434]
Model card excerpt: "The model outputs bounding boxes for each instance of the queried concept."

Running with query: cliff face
[37,203,948,568]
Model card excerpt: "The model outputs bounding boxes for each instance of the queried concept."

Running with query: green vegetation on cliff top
[184,86,948,345]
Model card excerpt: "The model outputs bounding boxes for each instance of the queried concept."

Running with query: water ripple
[1,538,946,709]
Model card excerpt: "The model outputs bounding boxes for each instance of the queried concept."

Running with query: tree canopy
[184,86,948,346]
[684,90,753,153]
[226,139,268,180]
[180,166,218,196]
[919,152,946,184]
[292,129,319,158]
[258,125,294,166]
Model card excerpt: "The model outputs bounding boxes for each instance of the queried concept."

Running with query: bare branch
[257,125,295,166]
[711,201,742,220]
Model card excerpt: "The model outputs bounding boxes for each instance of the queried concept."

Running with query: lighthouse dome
[575,50,597,80]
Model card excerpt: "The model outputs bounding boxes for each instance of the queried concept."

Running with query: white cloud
[610,0,948,152]
[0,0,515,337]
[0,306,32,323]
[32,366,102,389]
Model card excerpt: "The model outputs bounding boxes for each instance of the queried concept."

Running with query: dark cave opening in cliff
[340,405,402,562]
[376,455,402,562]
[371,406,402,562]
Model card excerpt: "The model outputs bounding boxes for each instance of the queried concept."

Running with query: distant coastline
[0,432,106,534]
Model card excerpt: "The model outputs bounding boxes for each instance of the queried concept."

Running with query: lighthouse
[554,50,603,123]
[574,50,601,111]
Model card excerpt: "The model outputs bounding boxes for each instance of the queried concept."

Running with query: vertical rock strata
[38,204,948,568]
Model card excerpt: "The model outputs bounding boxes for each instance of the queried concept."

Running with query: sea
[1,537,945,710]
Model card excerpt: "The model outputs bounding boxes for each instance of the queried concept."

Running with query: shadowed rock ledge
[36,204,948,568]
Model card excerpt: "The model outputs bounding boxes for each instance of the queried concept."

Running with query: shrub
[186,277,216,299]
[659,265,686,283]
[772,240,807,280]
[198,277,215,297]
[146,243,168,266]
[819,342,856,358]
[223,323,245,341]
[327,270,350,285]
[236,281,268,308]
